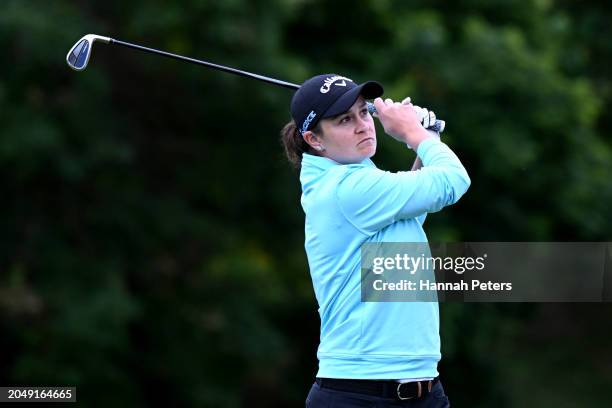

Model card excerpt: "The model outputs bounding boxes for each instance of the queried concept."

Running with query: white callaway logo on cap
[320,75,352,94]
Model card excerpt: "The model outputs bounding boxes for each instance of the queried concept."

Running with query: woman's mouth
[358,137,375,146]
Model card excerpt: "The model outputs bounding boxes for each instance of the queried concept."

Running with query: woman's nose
[355,115,370,132]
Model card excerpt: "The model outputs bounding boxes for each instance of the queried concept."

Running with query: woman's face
[317,97,377,164]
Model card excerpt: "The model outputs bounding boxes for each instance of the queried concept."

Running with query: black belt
[315,377,439,400]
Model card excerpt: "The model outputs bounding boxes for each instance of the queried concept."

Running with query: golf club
[66,34,444,132]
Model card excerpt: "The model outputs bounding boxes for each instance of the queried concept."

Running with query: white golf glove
[401,97,441,149]
[401,97,438,129]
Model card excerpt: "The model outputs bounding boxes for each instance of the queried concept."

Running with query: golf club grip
[366,102,445,133]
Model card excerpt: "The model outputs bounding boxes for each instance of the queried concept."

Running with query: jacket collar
[300,153,376,187]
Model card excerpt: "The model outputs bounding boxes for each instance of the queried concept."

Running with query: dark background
[1,0,611,406]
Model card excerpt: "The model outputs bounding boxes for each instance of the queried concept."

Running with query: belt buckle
[396,381,422,400]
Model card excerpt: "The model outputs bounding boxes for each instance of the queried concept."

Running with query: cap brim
[322,81,384,118]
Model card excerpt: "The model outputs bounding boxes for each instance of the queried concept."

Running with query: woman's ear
[303,131,325,152]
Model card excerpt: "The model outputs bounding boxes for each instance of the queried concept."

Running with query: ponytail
[280,120,321,170]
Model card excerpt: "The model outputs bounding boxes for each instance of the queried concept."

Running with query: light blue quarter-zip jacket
[300,137,470,379]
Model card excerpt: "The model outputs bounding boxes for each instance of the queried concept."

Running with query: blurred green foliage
[1,0,611,407]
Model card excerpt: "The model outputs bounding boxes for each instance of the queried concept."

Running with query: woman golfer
[281,74,470,407]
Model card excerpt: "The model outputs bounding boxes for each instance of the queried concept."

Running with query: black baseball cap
[290,74,384,135]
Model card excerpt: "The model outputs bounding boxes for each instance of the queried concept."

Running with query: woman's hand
[373,97,431,149]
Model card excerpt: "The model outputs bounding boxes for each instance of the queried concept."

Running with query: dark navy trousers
[305,380,450,408]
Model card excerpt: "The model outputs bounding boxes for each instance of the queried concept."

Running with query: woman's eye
[340,116,350,123]
[360,108,368,115]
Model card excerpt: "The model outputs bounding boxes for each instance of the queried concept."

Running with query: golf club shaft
[108,37,443,132]
[110,38,300,90]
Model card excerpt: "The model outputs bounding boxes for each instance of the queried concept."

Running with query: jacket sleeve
[335,138,470,235]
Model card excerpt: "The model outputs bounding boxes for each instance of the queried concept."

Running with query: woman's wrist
[404,126,431,150]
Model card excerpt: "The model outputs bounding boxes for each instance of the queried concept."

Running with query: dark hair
[280,120,323,169]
